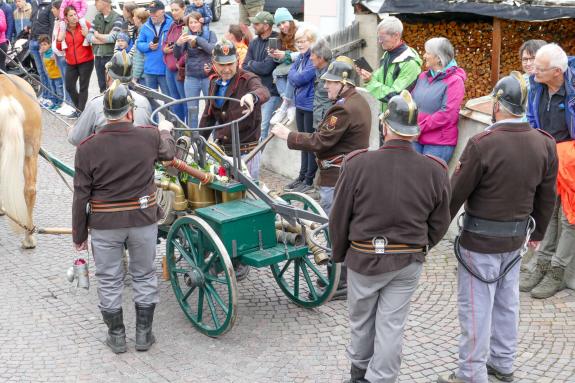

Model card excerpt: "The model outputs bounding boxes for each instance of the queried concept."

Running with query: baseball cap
[148,1,165,12]
[249,11,274,26]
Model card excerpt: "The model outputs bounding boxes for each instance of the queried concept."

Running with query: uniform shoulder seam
[424,154,448,170]
[344,148,368,163]
[79,133,96,146]
[535,128,555,141]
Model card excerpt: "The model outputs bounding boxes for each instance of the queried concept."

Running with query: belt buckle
[320,160,331,169]
[139,196,149,209]
[372,236,388,254]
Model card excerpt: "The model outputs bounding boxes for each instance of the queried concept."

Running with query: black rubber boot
[101,308,127,354]
[343,364,369,383]
[135,303,156,351]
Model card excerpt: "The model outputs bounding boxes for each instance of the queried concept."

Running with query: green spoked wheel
[271,192,341,308]
[166,215,238,337]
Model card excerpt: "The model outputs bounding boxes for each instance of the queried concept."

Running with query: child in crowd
[225,24,247,66]
[114,31,131,54]
[58,0,89,47]
[186,0,212,34]
[38,34,64,110]
[13,0,32,37]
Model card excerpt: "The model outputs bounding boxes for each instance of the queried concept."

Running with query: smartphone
[182,26,189,35]
[152,36,159,44]
[354,57,373,73]
[268,37,279,51]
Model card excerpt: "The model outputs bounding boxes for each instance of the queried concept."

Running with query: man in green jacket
[87,0,123,93]
[358,16,421,144]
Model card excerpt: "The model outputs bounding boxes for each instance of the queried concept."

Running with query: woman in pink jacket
[411,37,466,164]
[0,10,7,71]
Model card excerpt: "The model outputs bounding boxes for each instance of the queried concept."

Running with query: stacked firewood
[401,18,575,101]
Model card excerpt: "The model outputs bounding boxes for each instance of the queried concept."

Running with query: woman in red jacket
[0,9,8,71]
[56,6,94,114]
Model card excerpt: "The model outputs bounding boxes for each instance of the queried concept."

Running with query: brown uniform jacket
[72,122,176,244]
[329,139,452,275]
[199,69,270,145]
[450,120,558,253]
[286,87,371,187]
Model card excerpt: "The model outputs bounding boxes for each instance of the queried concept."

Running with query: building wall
[304,0,355,37]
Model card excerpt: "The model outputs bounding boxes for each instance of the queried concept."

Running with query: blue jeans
[275,76,295,101]
[184,76,210,130]
[29,40,50,99]
[412,142,455,164]
[46,77,64,107]
[55,55,72,103]
[165,68,187,122]
[319,186,334,215]
[260,95,281,139]
[144,73,170,95]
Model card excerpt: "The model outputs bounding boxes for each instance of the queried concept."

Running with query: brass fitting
[156,179,187,211]
[275,230,303,246]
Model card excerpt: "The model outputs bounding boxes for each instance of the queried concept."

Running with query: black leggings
[65,60,94,111]
[0,42,7,71]
[296,108,317,185]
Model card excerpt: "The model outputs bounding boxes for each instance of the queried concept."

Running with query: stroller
[4,29,42,96]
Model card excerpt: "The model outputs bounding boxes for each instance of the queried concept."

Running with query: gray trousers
[535,198,575,268]
[455,244,521,383]
[346,263,423,383]
[91,223,159,311]
[319,186,334,215]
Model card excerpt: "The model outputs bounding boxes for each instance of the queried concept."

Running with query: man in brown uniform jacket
[272,56,371,299]
[330,91,451,383]
[439,73,557,383]
[199,39,270,181]
[272,56,371,213]
[72,81,176,354]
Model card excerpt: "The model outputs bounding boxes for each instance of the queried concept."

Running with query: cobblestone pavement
[1,5,575,383]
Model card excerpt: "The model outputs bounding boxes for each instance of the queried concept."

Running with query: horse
[0,74,42,248]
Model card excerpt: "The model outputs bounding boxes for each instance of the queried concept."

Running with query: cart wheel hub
[183,268,205,288]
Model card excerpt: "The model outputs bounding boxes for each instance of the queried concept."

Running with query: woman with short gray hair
[411,37,466,163]
[310,39,333,131]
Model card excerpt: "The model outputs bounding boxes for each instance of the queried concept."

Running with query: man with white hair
[357,16,421,145]
[520,43,575,299]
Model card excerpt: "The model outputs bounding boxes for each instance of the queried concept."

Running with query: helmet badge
[222,44,230,56]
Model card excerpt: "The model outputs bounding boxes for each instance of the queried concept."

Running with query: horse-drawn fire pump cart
[5,82,340,338]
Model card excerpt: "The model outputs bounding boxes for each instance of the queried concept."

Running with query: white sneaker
[40,99,53,108]
[56,104,76,117]
[286,106,296,125]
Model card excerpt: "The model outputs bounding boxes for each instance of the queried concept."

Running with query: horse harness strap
[318,154,346,170]
[90,194,156,213]
[350,240,427,255]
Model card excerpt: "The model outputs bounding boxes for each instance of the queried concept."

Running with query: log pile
[401,18,575,101]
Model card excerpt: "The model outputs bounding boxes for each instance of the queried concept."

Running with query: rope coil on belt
[454,213,536,284]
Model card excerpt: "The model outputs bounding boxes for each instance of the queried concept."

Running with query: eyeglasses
[534,66,558,73]
[295,40,309,45]
[521,57,535,64]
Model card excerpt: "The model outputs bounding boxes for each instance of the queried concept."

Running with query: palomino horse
[0,74,42,248]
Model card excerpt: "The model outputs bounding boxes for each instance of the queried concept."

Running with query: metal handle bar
[150,96,251,131]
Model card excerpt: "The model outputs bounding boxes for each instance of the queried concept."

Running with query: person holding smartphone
[136,1,172,94]
[163,0,187,122]
[242,11,280,140]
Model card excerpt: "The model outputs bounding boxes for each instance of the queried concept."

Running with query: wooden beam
[491,17,502,87]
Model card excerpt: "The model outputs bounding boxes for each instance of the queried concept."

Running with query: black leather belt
[462,214,529,237]
[220,141,259,156]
